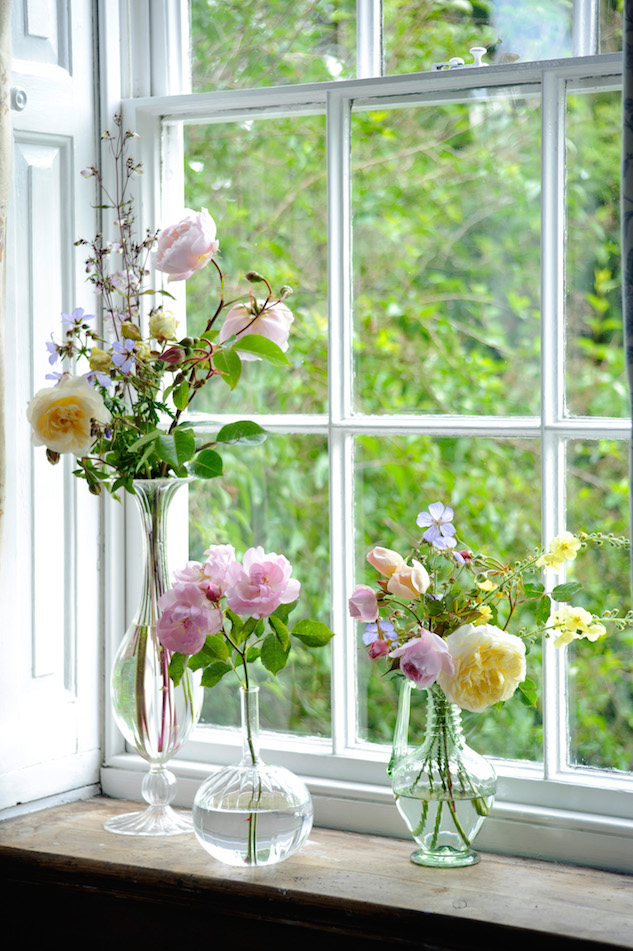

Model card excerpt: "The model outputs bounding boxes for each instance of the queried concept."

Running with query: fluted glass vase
[389,680,496,867]
[105,478,203,836]
[192,685,313,866]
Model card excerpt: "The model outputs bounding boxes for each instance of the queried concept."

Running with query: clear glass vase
[105,478,203,836]
[389,680,496,868]
[192,685,313,866]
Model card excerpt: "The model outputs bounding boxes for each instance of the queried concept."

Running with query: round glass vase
[105,478,203,836]
[389,680,496,868]
[192,685,313,866]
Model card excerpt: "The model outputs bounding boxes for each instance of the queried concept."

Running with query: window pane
[354,434,542,761]
[191,0,356,90]
[566,88,624,418]
[600,0,623,54]
[352,92,541,416]
[566,439,632,772]
[191,434,332,736]
[184,116,328,415]
[383,1,572,75]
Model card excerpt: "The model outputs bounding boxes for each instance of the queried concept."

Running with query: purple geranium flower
[362,619,397,646]
[416,501,457,550]
[83,370,113,389]
[61,307,95,326]
[111,339,136,374]
[45,333,59,365]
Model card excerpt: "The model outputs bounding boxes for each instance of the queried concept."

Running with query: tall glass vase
[389,680,496,867]
[105,478,203,836]
[192,685,313,866]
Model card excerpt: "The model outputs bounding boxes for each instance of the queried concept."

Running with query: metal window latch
[11,87,27,111]
[432,47,487,71]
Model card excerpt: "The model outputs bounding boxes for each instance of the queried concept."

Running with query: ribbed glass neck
[423,685,465,752]
[131,478,188,627]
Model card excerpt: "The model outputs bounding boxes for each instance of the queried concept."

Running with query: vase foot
[104,804,193,836]
[409,846,480,868]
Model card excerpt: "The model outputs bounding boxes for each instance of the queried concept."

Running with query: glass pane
[354,434,543,762]
[383,0,572,75]
[191,0,356,90]
[352,92,541,416]
[184,116,328,415]
[566,439,632,772]
[191,434,332,736]
[600,0,623,53]
[566,88,624,418]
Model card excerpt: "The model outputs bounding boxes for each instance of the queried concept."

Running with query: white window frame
[101,3,633,873]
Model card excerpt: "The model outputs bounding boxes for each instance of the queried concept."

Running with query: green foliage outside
[184,0,631,772]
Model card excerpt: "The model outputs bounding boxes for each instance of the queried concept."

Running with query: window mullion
[541,69,569,781]
[356,0,383,79]
[572,0,600,57]
[327,90,356,754]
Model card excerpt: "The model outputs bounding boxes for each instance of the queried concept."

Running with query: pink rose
[389,629,455,689]
[203,544,237,592]
[172,560,222,601]
[368,639,391,659]
[153,209,219,282]
[225,546,300,618]
[366,547,405,578]
[219,300,293,360]
[348,584,379,622]
[157,582,224,654]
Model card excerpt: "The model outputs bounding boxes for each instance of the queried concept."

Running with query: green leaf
[203,633,230,660]
[155,429,196,468]
[261,631,290,675]
[189,449,223,479]
[245,646,261,663]
[215,420,267,446]
[268,614,290,650]
[536,594,552,624]
[551,581,583,602]
[271,600,297,625]
[129,430,159,452]
[200,661,233,688]
[168,652,187,686]
[173,379,190,411]
[523,582,545,597]
[231,334,291,365]
[291,618,335,648]
[518,680,538,707]
[213,348,242,390]
[225,608,244,643]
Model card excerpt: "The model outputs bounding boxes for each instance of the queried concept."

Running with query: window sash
[115,52,632,849]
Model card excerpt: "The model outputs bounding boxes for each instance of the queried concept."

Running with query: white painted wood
[0,0,99,811]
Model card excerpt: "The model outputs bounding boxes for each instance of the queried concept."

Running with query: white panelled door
[0,0,100,810]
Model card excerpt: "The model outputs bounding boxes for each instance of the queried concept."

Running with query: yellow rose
[149,310,178,342]
[27,374,111,457]
[438,623,526,713]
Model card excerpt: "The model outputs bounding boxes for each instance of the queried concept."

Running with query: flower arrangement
[158,543,335,691]
[351,500,631,711]
[26,115,294,497]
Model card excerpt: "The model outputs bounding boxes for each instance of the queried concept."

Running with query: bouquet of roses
[158,543,335,691]
[350,501,631,712]
[26,115,294,497]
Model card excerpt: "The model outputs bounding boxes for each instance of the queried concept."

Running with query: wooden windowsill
[0,797,631,949]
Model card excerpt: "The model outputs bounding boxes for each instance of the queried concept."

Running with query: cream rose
[149,310,178,342]
[366,546,405,578]
[387,559,430,599]
[438,622,526,713]
[27,374,111,457]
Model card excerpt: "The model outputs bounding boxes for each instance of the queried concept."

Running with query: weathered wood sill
[0,797,631,949]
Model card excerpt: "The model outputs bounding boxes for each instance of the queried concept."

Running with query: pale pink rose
[218,300,293,360]
[366,547,405,578]
[153,209,219,282]
[157,583,224,654]
[203,544,237,592]
[389,629,454,688]
[348,584,379,622]
[225,546,300,618]
[387,560,430,599]
[172,560,222,601]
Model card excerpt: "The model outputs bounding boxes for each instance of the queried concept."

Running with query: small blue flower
[362,619,397,646]
[416,501,457,550]
[61,307,95,325]
[45,333,59,365]
[111,339,136,375]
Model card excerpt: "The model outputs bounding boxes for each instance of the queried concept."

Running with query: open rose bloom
[219,300,293,360]
[27,374,111,457]
[438,623,526,712]
[153,208,219,281]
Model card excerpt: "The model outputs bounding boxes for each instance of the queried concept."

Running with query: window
[107,1,633,871]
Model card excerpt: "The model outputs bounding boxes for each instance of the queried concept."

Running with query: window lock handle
[432,47,487,71]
